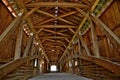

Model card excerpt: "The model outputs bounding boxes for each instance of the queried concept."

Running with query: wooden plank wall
[0,1,13,35]
[83,0,120,62]
[99,0,120,61]
[0,1,15,60]
[63,0,120,80]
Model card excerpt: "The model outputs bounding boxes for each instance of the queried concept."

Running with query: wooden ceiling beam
[23,7,40,19]
[36,10,74,25]
[39,32,53,37]
[44,47,64,53]
[42,39,67,48]
[44,43,66,48]
[65,38,70,43]
[42,39,64,44]
[36,11,77,25]
[37,28,44,33]
[39,36,66,39]
[68,28,75,34]
[43,42,64,49]
[81,0,91,5]
[35,25,77,28]
[59,11,78,18]
[44,45,62,47]
[37,18,54,25]
[58,29,68,33]
[26,2,89,8]
[43,29,67,36]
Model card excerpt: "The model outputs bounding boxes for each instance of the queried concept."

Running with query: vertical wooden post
[78,39,82,55]
[30,43,35,66]
[59,63,62,72]
[103,37,110,58]
[78,35,91,56]
[91,14,120,45]
[33,58,38,76]
[47,62,49,72]
[23,35,34,57]
[30,42,35,56]
[37,58,40,74]
[91,22,100,58]
[14,26,23,60]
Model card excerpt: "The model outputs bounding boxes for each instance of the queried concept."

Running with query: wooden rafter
[35,25,77,28]
[43,29,67,36]
[39,36,66,39]
[68,28,75,34]
[37,28,44,33]
[36,11,78,25]
[26,2,89,8]
[36,10,74,25]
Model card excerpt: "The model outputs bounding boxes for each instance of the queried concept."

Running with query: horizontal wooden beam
[23,7,40,19]
[43,29,67,36]
[26,2,89,8]
[42,39,67,48]
[35,25,77,28]
[0,55,38,79]
[79,55,120,74]
[39,36,66,39]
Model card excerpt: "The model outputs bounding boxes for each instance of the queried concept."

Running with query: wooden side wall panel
[100,1,120,33]
[0,1,13,35]
[0,1,19,60]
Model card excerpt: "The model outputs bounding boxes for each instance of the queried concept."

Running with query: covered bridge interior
[0,0,120,80]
